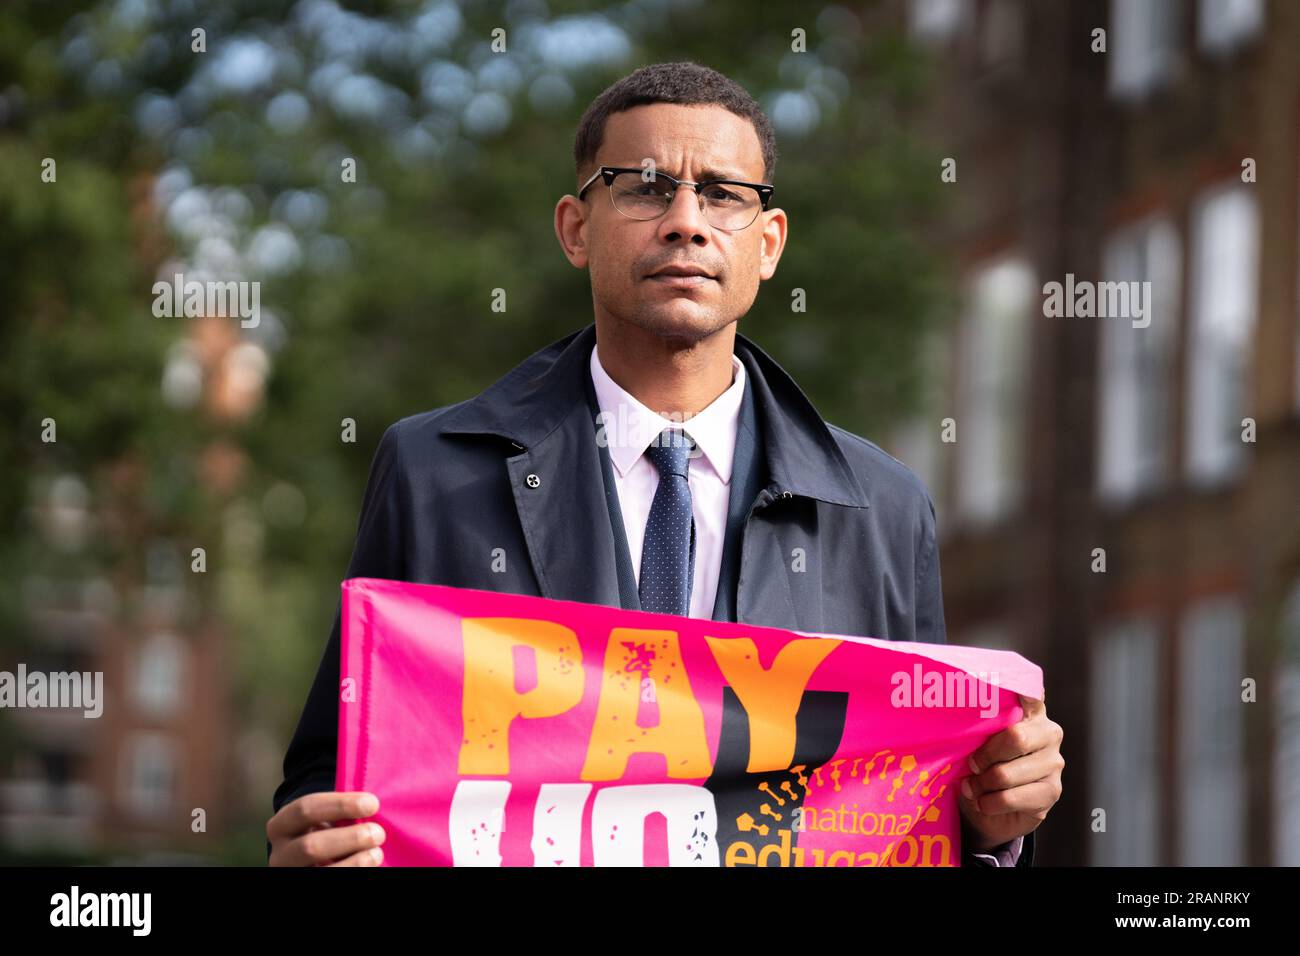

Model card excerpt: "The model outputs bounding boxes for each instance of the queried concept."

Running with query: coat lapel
[438,322,872,630]
[503,407,624,608]
[440,324,623,608]
[728,334,869,634]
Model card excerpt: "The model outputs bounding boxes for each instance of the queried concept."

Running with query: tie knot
[644,428,695,479]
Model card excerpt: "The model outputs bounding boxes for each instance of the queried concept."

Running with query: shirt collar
[589,342,746,484]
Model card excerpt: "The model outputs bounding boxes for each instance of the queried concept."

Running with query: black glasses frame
[576,165,775,225]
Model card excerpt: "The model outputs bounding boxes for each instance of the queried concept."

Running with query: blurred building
[1,503,230,861]
[890,0,1300,864]
[1,308,252,861]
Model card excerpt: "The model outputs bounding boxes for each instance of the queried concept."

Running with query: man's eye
[703,186,743,203]
[619,181,665,197]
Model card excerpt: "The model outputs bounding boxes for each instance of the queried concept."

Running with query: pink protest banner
[336,577,1044,867]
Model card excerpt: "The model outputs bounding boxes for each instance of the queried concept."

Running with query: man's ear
[554,195,590,269]
[757,206,787,281]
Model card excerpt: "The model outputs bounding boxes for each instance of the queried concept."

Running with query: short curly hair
[573,61,777,187]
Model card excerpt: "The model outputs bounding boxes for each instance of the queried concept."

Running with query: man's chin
[632,307,733,345]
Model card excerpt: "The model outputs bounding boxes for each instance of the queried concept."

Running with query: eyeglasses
[577,165,774,231]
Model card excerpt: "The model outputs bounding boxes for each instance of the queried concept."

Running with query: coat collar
[438,322,870,510]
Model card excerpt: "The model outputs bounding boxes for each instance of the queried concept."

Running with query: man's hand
[267,792,386,866]
[959,694,1064,851]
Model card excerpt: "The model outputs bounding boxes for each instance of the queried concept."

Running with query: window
[1178,596,1245,865]
[131,632,185,718]
[1108,0,1178,101]
[955,256,1035,524]
[121,733,178,819]
[1097,215,1180,502]
[1277,582,1300,865]
[1198,0,1264,55]
[1090,616,1162,865]
[1186,184,1259,485]
[907,0,970,44]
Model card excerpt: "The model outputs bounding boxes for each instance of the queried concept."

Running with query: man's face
[557,103,786,346]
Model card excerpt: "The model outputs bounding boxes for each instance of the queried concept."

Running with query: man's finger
[969,717,1048,774]
[965,779,1058,817]
[964,748,1061,800]
[327,846,385,867]
[268,791,379,843]
[1018,694,1045,719]
[278,821,385,867]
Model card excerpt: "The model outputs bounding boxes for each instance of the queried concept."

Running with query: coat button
[525,473,541,489]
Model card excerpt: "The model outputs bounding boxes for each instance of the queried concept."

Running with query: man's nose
[657,185,710,240]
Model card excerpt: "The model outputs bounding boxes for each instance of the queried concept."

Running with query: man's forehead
[599,103,764,180]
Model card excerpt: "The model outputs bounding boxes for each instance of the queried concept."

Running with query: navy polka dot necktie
[639,428,696,616]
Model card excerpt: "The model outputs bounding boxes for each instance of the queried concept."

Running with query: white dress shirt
[589,343,746,620]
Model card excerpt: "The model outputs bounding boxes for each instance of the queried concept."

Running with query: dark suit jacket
[272,321,1034,867]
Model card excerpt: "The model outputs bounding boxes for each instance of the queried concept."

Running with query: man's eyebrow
[648,164,750,182]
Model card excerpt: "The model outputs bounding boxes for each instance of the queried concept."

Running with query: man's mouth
[646,266,716,288]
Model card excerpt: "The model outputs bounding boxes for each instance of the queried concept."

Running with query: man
[268,62,1064,867]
